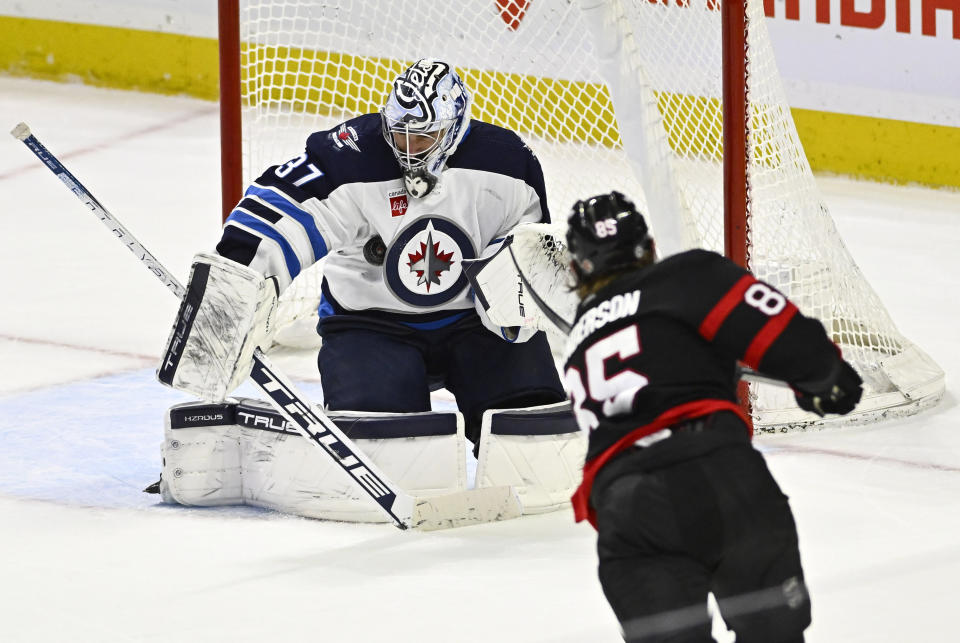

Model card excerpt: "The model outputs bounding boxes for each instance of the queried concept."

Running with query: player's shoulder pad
[447,120,539,182]
[658,247,728,271]
[638,248,747,316]
[304,113,400,184]
[649,248,742,285]
[583,249,731,303]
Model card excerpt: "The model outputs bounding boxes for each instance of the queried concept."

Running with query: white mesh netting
[233,0,943,430]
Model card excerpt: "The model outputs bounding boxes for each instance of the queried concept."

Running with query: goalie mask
[566,191,654,283]
[381,58,472,198]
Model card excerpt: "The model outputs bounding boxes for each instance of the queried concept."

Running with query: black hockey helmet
[566,191,653,282]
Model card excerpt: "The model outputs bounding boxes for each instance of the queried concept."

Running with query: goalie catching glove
[157,252,279,402]
[471,239,537,343]
[475,298,537,343]
[792,359,863,417]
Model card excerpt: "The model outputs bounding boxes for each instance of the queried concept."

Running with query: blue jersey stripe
[319,279,474,328]
[225,211,302,279]
[245,184,328,261]
[237,197,282,223]
[317,294,336,320]
[399,311,471,330]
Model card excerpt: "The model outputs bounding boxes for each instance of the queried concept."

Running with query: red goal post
[216,0,943,432]
[219,0,243,222]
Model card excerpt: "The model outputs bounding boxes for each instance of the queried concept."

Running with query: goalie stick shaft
[10,122,424,528]
[11,123,185,298]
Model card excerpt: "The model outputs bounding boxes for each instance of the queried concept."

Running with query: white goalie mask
[381,58,472,198]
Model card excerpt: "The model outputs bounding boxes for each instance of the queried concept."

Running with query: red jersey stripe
[699,274,756,341]
[742,302,799,368]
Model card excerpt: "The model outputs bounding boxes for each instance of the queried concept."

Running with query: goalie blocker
[157,252,278,402]
[157,399,584,521]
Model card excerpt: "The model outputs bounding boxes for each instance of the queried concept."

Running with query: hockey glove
[793,360,863,417]
[469,238,538,343]
[157,253,279,402]
[475,297,538,343]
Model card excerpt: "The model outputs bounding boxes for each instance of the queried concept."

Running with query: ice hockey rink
[1,76,958,642]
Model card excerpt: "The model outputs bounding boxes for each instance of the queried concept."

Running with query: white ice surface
[1,77,959,643]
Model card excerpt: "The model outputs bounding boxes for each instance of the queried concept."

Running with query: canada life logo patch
[384,217,476,307]
[388,188,407,217]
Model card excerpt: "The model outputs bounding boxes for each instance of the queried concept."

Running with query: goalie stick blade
[411,486,522,531]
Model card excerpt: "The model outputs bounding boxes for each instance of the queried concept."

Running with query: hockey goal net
[219,0,944,431]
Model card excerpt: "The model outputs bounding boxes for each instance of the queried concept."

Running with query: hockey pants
[592,430,811,643]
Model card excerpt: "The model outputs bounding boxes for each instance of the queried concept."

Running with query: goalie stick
[11,122,522,531]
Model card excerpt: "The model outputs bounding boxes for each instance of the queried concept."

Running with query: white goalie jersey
[216,114,551,327]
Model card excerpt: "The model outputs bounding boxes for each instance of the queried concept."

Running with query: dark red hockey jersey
[564,249,843,524]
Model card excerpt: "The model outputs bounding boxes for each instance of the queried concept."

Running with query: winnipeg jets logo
[332,123,360,152]
[384,217,476,307]
[407,227,455,291]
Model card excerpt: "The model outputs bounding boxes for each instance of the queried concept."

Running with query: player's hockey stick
[11,122,522,531]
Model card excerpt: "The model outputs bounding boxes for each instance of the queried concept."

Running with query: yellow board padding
[2,16,957,188]
[793,109,960,189]
[0,16,218,99]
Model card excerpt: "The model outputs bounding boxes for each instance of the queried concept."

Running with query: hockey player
[158,58,565,453]
[562,192,863,642]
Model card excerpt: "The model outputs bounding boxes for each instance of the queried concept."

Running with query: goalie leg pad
[161,398,467,523]
[475,402,586,514]
[237,399,466,522]
[160,401,244,506]
[157,252,278,402]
